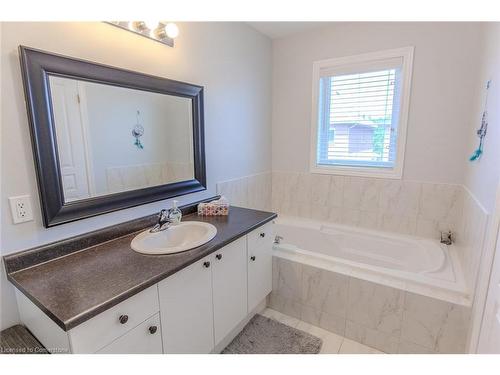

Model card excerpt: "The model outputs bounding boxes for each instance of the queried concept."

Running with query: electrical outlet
[9,195,34,224]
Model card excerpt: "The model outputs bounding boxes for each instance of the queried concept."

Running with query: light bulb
[165,23,179,39]
[144,20,159,30]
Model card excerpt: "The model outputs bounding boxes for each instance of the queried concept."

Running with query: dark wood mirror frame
[19,46,206,227]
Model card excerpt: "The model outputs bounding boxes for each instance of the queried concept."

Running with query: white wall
[463,23,500,213]
[0,21,20,331]
[0,22,272,330]
[82,81,193,194]
[272,22,484,184]
[462,22,500,353]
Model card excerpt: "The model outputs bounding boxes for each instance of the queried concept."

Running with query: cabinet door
[97,314,162,354]
[69,285,159,353]
[158,256,214,353]
[247,224,274,312]
[212,237,248,345]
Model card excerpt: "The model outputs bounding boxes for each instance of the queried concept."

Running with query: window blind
[317,68,402,168]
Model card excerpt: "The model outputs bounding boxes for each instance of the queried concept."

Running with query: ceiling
[247,22,331,39]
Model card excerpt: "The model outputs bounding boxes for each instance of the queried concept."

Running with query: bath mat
[0,325,48,354]
[221,314,322,354]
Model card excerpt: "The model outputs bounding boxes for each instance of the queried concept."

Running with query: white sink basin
[131,221,217,255]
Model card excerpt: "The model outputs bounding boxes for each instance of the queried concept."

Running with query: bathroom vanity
[4,205,276,354]
[6,47,277,354]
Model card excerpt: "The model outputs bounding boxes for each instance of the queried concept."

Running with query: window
[310,47,414,178]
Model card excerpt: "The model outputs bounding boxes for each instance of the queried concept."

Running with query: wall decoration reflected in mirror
[132,110,145,150]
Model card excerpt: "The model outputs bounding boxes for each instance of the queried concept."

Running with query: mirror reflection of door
[49,76,195,204]
[50,76,94,202]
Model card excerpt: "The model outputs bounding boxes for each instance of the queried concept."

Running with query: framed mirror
[19,46,206,227]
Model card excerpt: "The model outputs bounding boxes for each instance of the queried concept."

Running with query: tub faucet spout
[274,235,283,244]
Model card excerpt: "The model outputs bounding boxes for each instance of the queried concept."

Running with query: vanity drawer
[68,285,159,353]
[247,222,274,251]
[97,313,162,354]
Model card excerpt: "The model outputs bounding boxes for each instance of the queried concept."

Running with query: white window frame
[309,47,414,179]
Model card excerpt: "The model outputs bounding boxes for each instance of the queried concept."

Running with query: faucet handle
[150,209,170,232]
[158,209,171,223]
[274,235,284,244]
[149,209,172,233]
[440,231,454,245]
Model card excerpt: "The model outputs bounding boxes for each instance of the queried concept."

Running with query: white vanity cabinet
[247,222,274,312]
[15,283,161,354]
[158,256,215,354]
[69,285,160,353]
[159,236,249,353]
[15,222,274,354]
[97,314,162,354]
[211,237,248,344]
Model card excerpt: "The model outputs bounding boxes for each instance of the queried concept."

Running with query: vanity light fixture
[107,21,179,47]
[164,23,179,39]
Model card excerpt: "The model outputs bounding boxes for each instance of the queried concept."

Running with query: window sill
[310,164,403,179]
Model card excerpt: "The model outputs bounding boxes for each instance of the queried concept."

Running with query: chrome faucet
[274,235,284,244]
[440,231,454,245]
[150,209,172,233]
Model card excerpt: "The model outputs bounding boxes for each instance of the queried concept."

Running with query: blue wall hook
[470,80,491,162]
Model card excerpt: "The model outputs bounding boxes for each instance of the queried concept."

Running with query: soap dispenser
[168,200,182,224]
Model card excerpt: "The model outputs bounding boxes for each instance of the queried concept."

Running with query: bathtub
[272,216,469,305]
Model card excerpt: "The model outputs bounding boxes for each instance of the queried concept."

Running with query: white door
[158,256,214,353]
[478,224,500,353]
[96,314,162,354]
[247,235,273,312]
[50,76,92,202]
[212,237,248,345]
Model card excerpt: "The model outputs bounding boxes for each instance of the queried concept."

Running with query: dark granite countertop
[5,206,276,331]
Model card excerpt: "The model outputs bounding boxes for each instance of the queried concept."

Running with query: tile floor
[261,307,384,354]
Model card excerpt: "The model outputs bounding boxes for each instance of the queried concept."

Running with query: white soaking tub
[272,216,469,305]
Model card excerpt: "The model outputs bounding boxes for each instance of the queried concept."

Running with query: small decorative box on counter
[197,196,229,216]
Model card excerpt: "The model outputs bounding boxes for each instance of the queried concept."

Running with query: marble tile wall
[216,172,272,211]
[268,256,471,353]
[456,190,488,294]
[272,171,490,297]
[272,171,465,240]
[219,171,487,309]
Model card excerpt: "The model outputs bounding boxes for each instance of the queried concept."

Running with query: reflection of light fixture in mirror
[106,21,178,47]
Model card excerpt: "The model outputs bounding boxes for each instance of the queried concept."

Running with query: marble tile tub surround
[217,171,488,296]
[272,172,489,295]
[218,171,479,242]
[272,171,466,239]
[268,256,471,354]
[216,172,272,212]
[456,189,489,294]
